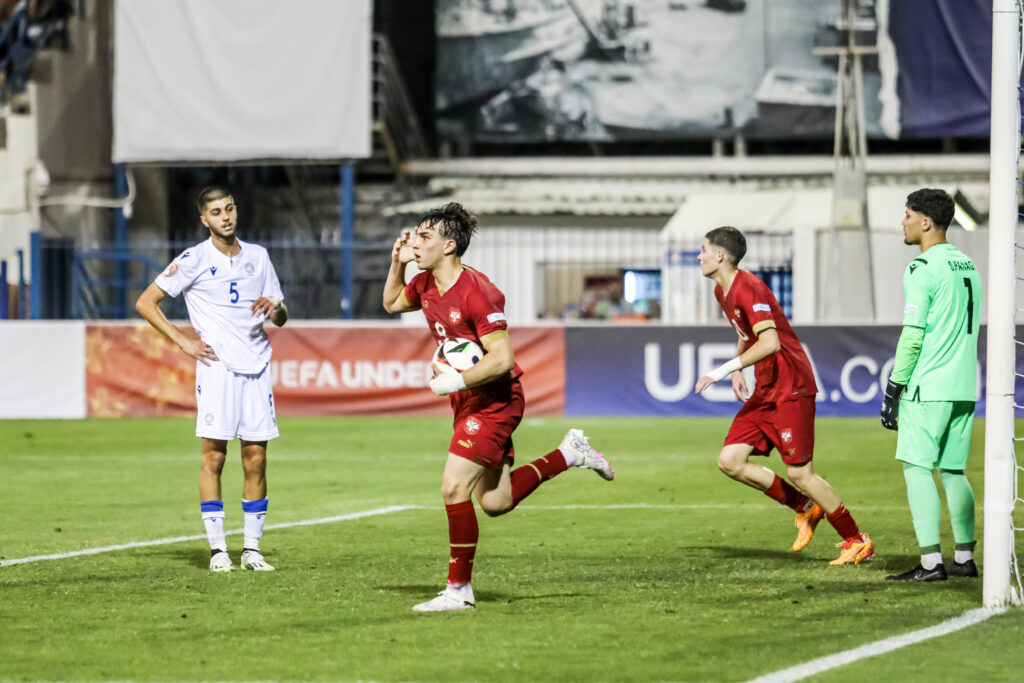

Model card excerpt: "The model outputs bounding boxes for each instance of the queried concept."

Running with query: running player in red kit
[383,203,615,612]
[694,226,873,565]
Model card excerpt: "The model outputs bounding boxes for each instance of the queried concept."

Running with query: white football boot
[560,428,614,481]
[240,549,276,571]
[209,550,234,572]
[412,584,475,612]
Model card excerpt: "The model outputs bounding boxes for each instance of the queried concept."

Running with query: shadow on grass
[162,547,215,570]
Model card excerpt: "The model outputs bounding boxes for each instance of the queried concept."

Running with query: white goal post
[984,0,1022,608]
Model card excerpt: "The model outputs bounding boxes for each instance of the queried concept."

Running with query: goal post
[984,0,1022,608]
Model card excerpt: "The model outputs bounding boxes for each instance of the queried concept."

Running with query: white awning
[659,184,983,241]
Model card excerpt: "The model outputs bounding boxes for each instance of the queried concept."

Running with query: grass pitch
[1,416,1022,682]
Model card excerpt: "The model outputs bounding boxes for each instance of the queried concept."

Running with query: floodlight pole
[815,0,878,322]
[983,0,1020,608]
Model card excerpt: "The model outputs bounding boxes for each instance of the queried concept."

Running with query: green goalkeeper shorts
[895,399,976,470]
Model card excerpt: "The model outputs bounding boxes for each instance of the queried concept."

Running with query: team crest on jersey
[464,417,481,435]
[163,263,178,277]
[449,309,462,324]
[781,429,792,443]
[244,263,255,275]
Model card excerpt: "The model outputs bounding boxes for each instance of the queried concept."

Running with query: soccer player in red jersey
[383,202,615,612]
[694,226,873,565]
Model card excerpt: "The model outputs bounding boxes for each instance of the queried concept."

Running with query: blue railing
[71,251,165,320]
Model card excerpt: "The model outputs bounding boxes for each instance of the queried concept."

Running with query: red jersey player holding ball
[695,226,873,565]
[383,203,615,612]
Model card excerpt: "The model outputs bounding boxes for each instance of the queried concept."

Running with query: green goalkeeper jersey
[900,242,981,401]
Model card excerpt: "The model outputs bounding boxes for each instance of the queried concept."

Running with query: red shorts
[724,394,815,465]
[449,379,525,470]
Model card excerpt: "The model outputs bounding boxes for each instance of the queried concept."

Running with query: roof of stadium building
[383,174,988,218]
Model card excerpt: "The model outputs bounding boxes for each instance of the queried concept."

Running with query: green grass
[1,417,1022,682]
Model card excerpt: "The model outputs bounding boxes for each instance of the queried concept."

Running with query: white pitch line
[746,606,1009,683]
[0,505,424,568]
[0,502,910,568]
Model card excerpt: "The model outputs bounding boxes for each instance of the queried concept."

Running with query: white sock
[558,447,576,467]
[201,511,227,553]
[955,549,974,563]
[921,552,943,570]
[242,497,269,550]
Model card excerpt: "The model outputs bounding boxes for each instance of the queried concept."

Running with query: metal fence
[27,229,793,324]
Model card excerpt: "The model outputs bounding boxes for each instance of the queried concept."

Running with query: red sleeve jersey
[404,267,523,381]
[714,270,816,402]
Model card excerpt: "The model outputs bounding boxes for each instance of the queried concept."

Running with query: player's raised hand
[392,229,414,264]
[180,337,218,366]
[695,375,714,393]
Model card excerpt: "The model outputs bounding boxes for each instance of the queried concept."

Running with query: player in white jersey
[136,187,287,573]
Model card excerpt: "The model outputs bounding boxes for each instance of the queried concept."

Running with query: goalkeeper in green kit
[880,189,981,582]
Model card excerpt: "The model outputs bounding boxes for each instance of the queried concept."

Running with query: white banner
[0,322,85,418]
[113,0,371,162]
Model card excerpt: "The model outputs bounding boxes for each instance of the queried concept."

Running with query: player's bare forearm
[135,283,218,364]
[383,266,409,313]
[695,330,776,396]
[383,230,417,313]
[383,263,419,314]
[136,284,186,347]
[738,328,780,367]
[459,331,515,388]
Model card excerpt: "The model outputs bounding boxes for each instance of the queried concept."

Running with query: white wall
[467,225,663,322]
[0,86,41,281]
[0,322,85,418]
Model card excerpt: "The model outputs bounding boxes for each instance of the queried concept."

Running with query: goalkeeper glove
[880,380,905,431]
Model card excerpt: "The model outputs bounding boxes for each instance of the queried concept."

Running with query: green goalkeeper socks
[903,463,942,552]
[939,468,976,547]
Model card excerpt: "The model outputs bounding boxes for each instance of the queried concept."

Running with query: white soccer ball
[433,338,483,373]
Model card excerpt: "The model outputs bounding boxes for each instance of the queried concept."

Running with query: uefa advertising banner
[85,324,565,418]
[564,325,1012,418]
[84,323,1015,418]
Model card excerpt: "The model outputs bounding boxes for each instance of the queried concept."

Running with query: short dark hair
[418,202,478,257]
[906,188,954,230]
[705,226,746,265]
[196,186,233,214]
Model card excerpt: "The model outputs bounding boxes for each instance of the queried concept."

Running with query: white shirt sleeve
[262,252,284,301]
[154,248,203,297]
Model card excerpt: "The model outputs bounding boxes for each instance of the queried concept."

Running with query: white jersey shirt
[155,237,284,375]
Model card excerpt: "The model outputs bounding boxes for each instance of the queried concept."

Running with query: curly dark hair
[418,202,478,257]
[906,188,954,230]
[705,226,747,266]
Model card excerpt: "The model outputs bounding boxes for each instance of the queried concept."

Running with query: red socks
[445,501,478,585]
[509,449,569,508]
[445,451,570,585]
[763,474,811,512]
[826,503,861,541]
